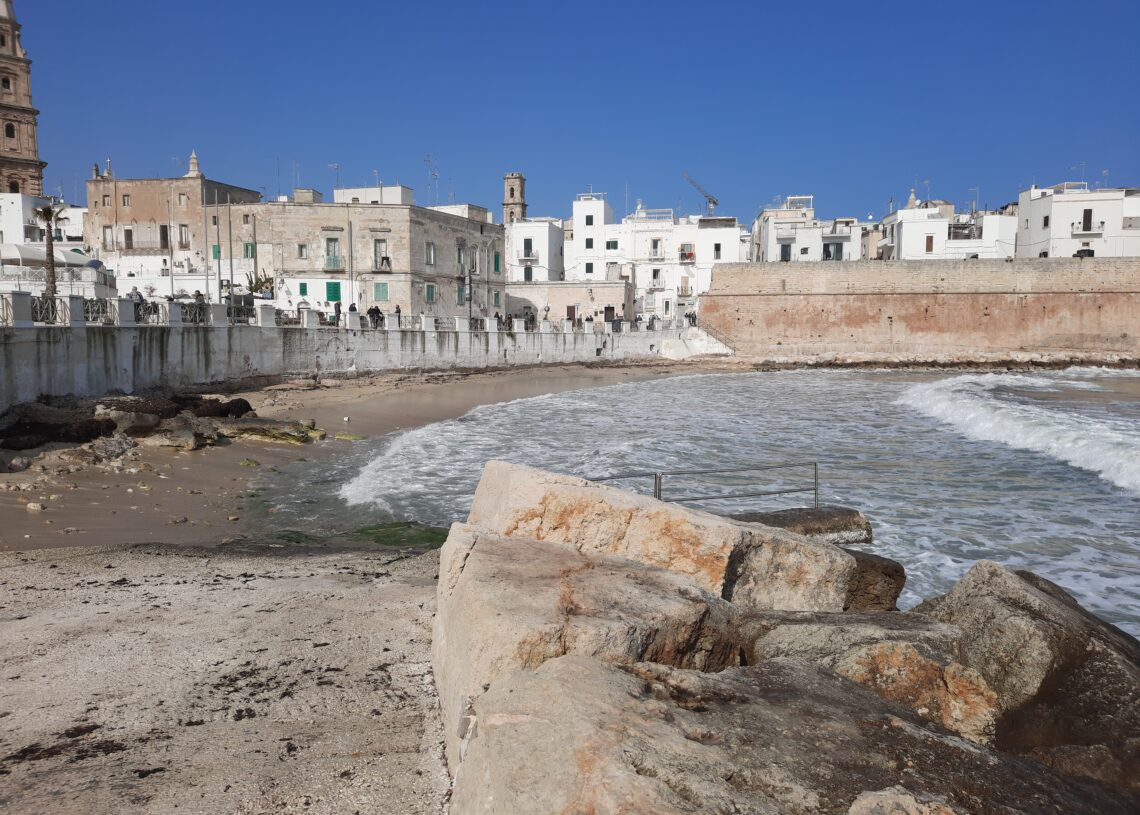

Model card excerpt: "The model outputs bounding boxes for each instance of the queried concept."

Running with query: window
[102,226,112,247]
[523,237,533,257]
[1042,215,1050,228]
[374,239,388,269]
[585,262,594,274]
[457,245,465,265]
[178,193,188,207]
[326,237,341,260]
[606,240,618,250]
[179,224,190,247]
[326,281,341,302]
[123,228,134,249]
[457,284,466,305]
[509,187,515,199]
[3,123,13,138]
[585,215,594,226]
[299,282,308,296]
[780,244,792,262]
[211,215,218,226]
[297,243,308,259]
[1,79,9,91]
[122,194,131,207]
[425,241,435,265]
[800,246,808,255]
[159,225,170,250]
[651,238,661,256]
[426,283,437,303]
[373,282,389,301]
[7,181,16,193]
[494,252,501,273]
[652,268,661,281]
[212,244,220,260]
[524,266,533,282]
[585,238,594,249]
[242,214,250,225]
[925,235,934,253]
[714,243,722,260]
[243,242,255,259]
[493,290,501,307]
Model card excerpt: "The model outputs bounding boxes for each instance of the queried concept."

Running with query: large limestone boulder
[450,655,1134,815]
[743,611,998,744]
[730,505,873,547]
[467,461,895,612]
[433,524,738,769]
[916,561,1140,793]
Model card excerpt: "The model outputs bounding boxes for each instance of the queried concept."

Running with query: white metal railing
[1071,221,1105,235]
[591,462,818,507]
[84,298,114,324]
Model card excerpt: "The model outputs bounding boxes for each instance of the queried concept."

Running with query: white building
[878,190,1015,260]
[1016,182,1140,258]
[0,193,101,297]
[563,192,747,319]
[504,217,564,283]
[332,185,414,206]
[751,196,869,263]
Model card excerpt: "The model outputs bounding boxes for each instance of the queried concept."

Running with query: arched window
[509,187,515,199]
[4,123,14,139]
[8,181,19,193]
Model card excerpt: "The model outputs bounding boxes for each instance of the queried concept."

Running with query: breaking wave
[896,373,1140,495]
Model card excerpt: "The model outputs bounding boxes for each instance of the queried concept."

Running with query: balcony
[678,251,696,263]
[517,250,540,264]
[647,278,667,290]
[325,256,345,272]
[374,256,392,272]
[1071,221,1105,236]
[178,241,191,250]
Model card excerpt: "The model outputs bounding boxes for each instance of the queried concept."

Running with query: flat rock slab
[729,504,873,546]
[468,461,885,612]
[451,655,1136,815]
[433,524,738,769]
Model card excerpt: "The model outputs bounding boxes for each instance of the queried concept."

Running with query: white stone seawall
[0,315,698,411]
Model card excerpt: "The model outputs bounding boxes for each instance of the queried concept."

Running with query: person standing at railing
[128,286,145,322]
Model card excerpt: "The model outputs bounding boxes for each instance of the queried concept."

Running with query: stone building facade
[503,172,526,224]
[83,153,262,297]
[0,1,45,196]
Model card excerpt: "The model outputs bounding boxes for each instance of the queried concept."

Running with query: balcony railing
[31,296,65,324]
[1071,221,1105,236]
[84,298,114,324]
[518,250,540,263]
[374,256,392,272]
[178,241,191,250]
[679,251,696,263]
[180,302,208,324]
[325,256,345,271]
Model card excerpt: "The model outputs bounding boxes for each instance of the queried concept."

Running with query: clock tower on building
[0,1,45,195]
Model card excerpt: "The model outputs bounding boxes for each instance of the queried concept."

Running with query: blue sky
[24,0,1140,222]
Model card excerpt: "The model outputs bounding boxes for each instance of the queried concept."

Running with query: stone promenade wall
[0,312,691,412]
[700,258,1140,359]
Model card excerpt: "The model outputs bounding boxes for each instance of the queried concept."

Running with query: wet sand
[1,361,698,554]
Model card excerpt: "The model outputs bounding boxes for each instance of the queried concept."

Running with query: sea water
[267,368,1140,636]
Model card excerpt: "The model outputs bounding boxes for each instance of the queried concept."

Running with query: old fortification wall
[0,323,691,412]
[700,258,1140,359]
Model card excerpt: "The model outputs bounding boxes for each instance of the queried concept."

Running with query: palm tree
[35,203,59,299]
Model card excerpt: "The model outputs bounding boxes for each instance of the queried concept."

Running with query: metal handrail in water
[591,462,819,508]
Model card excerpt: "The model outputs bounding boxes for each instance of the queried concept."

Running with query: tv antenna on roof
[424,155,440,205]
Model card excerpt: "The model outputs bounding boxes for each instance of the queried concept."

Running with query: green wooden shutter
[299,283,308,296]
[212,244,220,260]
[326,281,342,302]
[493,252,500,273]
[373,282,388,301]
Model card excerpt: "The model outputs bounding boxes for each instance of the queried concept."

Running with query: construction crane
[683,171,719,216]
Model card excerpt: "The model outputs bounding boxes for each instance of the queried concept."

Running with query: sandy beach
[0,359,716,814]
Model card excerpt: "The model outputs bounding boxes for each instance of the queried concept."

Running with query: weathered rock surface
[916,560,1140,794]
[94,404,162,435]
[841,548,906,612]
[468,460,886,612]
[58,433,138,465]
[138,412,220,451]
[433,524,738,768]
[730,504,874,547]
[450,655,1135,815]
[215,416,316,444]
[742,611,998,744]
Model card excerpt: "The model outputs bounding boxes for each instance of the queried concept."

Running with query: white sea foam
[896,373,1140,495]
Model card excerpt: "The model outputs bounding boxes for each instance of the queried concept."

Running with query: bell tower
[503,172,526,224]
[0,1,45,196]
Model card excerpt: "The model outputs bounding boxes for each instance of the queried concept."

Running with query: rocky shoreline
[434,461,1140,813]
